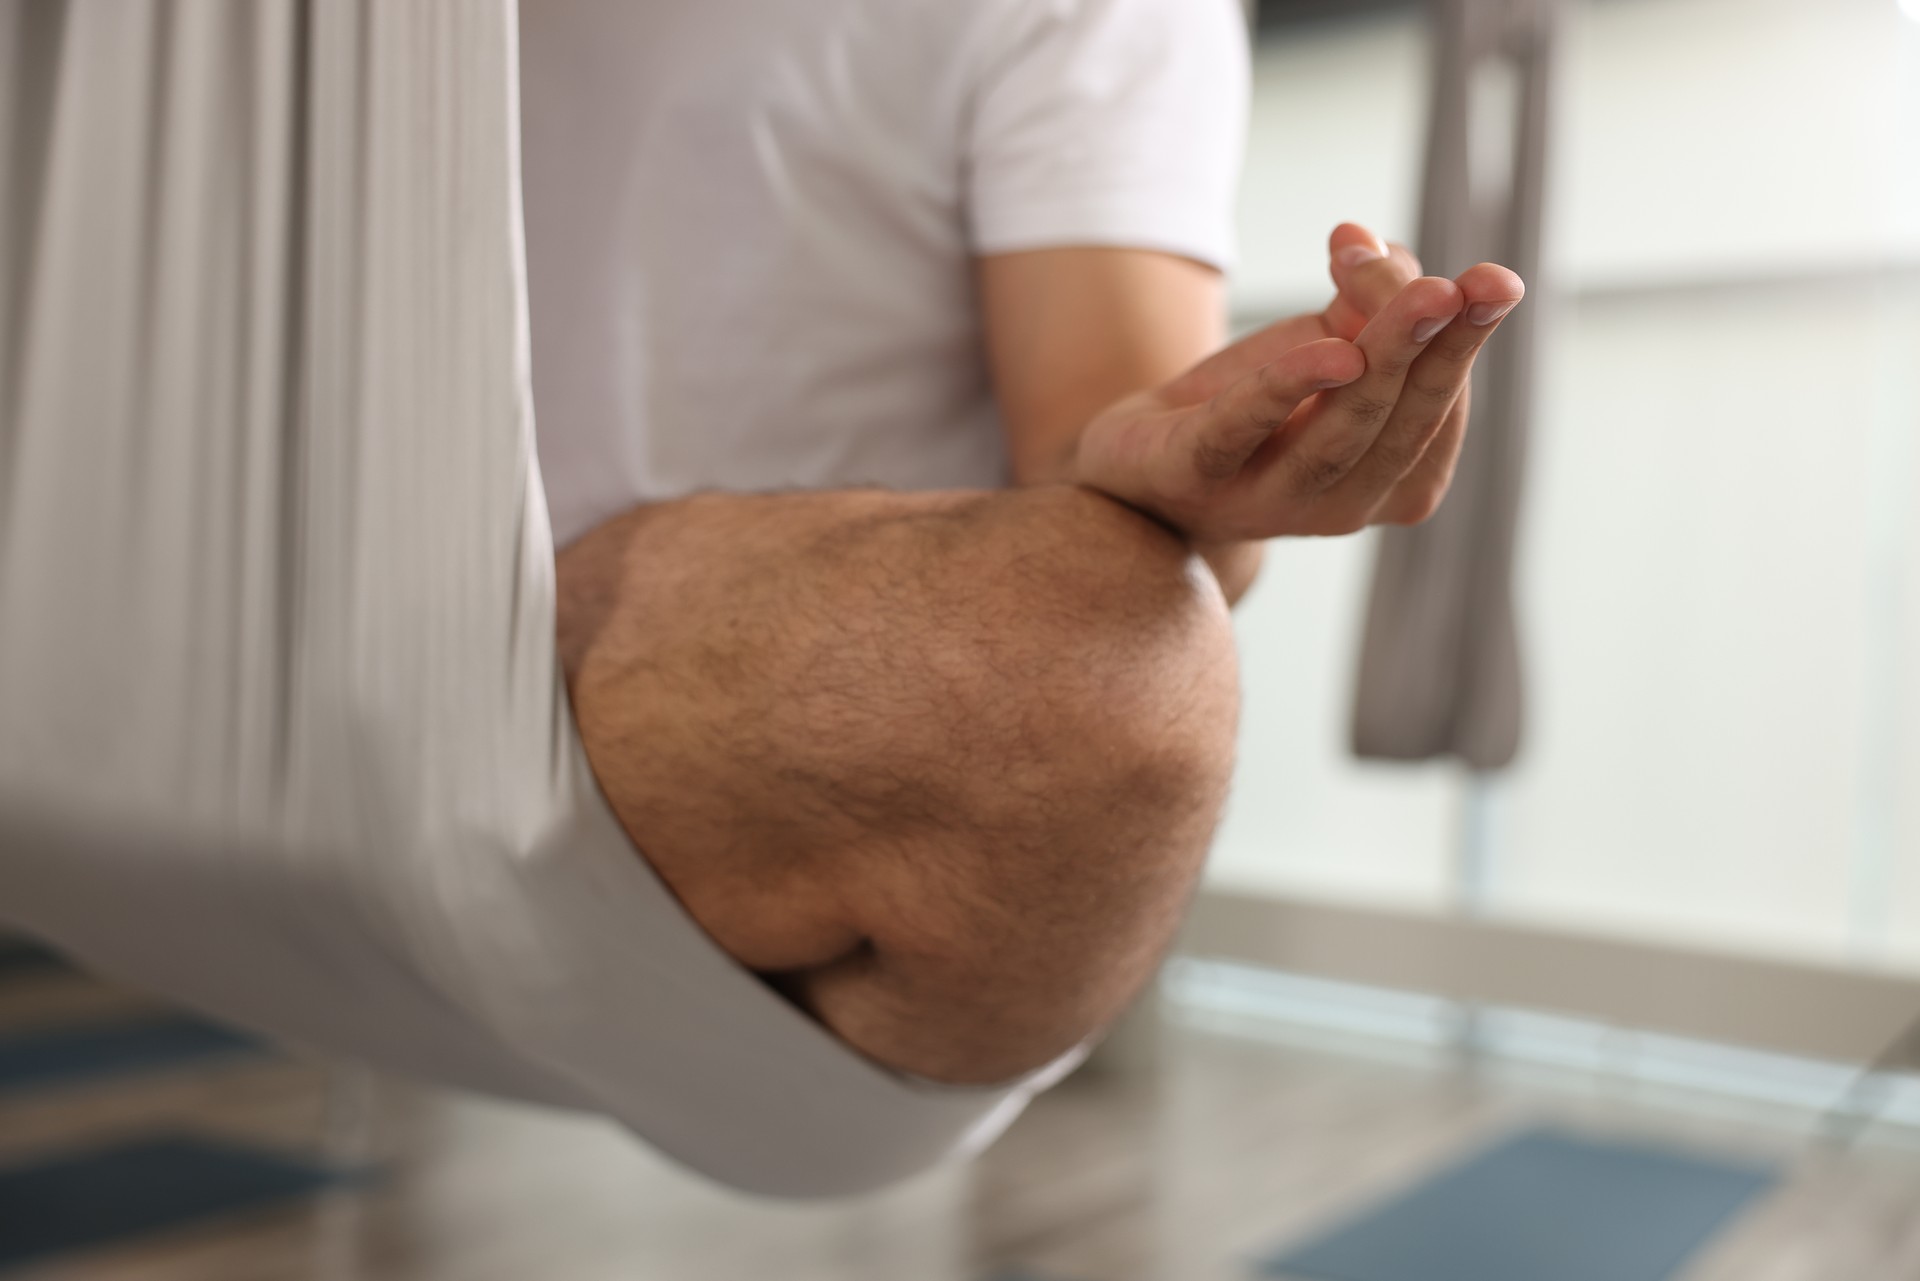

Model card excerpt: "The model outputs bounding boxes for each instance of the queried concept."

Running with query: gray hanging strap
[1350,0,1558,771]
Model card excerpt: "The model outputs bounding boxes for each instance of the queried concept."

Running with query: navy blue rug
[0,1135,356,1271]
[1261,1128,1776,1281]
[0,1016,260,1097]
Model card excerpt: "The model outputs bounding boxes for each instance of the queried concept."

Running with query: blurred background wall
[1209,0,1920,981]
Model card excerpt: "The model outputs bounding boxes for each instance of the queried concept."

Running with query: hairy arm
[978,247,1267,603]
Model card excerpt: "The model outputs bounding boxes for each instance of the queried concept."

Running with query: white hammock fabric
[0,0,1051,1197]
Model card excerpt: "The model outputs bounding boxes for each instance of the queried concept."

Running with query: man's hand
[1073,224,1525,543]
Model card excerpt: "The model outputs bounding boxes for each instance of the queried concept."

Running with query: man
[0,0,1518,1195]
[551,238,1521,1089]
[522,0,1524,1085]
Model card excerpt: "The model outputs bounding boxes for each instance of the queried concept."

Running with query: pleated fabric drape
[0,0,1052,1197]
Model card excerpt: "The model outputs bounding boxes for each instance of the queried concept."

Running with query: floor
[5,952,1920,1281]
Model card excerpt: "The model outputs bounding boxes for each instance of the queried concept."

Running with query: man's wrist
[1062,412,1168,524]
[1052,419,1262,605]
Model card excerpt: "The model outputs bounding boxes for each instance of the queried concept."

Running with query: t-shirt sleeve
[964,0,1251,271]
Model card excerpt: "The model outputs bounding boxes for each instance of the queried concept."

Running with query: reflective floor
[4,950,1920,1281]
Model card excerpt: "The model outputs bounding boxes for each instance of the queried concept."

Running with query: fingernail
[1412,315,1452,343]
[1467,299,1519,327]
[1335,243,1387,270]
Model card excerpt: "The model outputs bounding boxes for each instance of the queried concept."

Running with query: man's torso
[520,0,1011,546]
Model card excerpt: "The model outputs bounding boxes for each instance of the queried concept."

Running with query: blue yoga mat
[0,1135,354,1272]
[1262,1128,1776,1281]
[0,1017,260,1097]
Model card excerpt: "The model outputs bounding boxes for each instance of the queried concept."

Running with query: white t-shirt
[520,0,1250,546]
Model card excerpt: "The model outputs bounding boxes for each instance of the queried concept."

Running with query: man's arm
[556,267,1519,1085]
[978,247,1268,603]
[978,232,1526,604]
[978,248,1226,480]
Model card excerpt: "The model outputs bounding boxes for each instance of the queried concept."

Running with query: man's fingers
[1363,264,1525,522]
[1325,223,1423,341]
[1450,261,1526,328]
[1278,276,1462,499]
[1327,221,1386,262]
[1376,392,1469,525]
[1181,338,1364,485]
[1334,262,1525,522]
[1161,310,1335,404]
[1325,245,1421,340]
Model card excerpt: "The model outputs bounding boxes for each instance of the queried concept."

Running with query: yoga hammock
[1351,0,1557,771]
[0,0,1057,1197]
